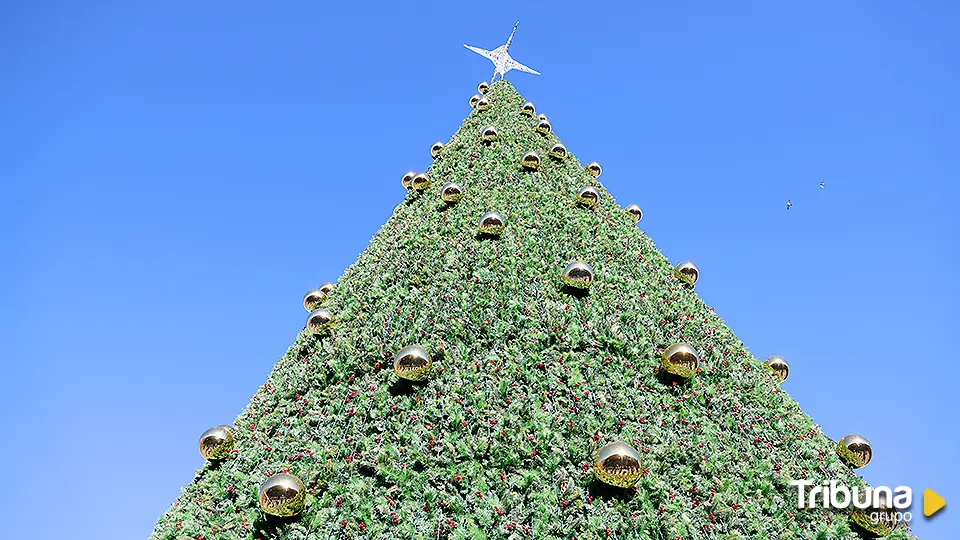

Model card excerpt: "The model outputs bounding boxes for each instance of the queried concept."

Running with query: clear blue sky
[3,1,957,538]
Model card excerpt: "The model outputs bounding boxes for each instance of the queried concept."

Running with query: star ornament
[464,22,541,82]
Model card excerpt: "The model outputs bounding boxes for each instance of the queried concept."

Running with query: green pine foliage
[151,81,915,539]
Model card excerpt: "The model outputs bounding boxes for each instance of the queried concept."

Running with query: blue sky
[2,1,957,538]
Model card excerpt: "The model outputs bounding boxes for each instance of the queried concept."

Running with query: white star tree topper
[464,22,541,82]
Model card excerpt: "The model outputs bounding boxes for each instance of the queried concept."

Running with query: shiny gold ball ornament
[306,308,333,334]
[199,425,234,461]
[624,204,643,223]
[478,211,505,236]
[535,119,552,135]
[430,141,444,158]
[674,261,699,288]
[562,261,594,289]
[521,151,541,170]
[836,434,872,469]
[537,113,548,122]
[401,171,415,190]
[594,441,642,488]
[521,102,536,116]
[302,289,327,312]
[549,143,567,160]
[394,344,432,381]
[477,81,490,94]
[763,356,789,383]
[662,342,700,378]
[258,473,306,517]
[469,94,481,108]
[476,97,491,111]
[318,282,335,295]
[481,125,498,142]
[412,173,431,191]
[576,186,600,208]
[440,182,464,203]
[585,161,602,179]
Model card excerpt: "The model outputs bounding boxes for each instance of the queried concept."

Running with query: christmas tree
[151,80,913,539]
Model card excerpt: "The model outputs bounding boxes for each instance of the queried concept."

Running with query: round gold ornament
[478,211,505,235]
[412,173,431,191]
[318,282,335,295]
[852,490,899,537]
[585,161,602,179]
[394,344,432,381]
[469,94,481,108]
[430,141,444,158]
[594,441,642,488]
[624,204,643,223]
[477,81,489,94]
[674,261,699,288]
[302,289,326,312]
[576,186,600,208]
[763,356,789,383]
[549,143,567,160]
[836,434,872,468]
[521,151,541,170]
[562,261,594,289]
[521,102,536,116]
[662,342,699,378]
[259,473,306,517]
[307,308,333,334]
[476,97,491,111]
[440,182,464,203]
[199,425,234,461]
[481,125,498,142]
[535,119,552,134]
[401,171,415,190]
[537,113,548,122]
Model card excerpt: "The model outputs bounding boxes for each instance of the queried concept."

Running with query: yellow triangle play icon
[924,489,946,517]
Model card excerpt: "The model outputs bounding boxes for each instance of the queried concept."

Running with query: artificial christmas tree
[151,80,913,539]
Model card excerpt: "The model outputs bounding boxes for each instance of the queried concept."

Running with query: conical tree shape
[152,81,913,539]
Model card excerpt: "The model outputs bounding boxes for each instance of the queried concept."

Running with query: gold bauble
[763,356,789,383]
[521,151,541,170]
[199,425,234,461]
[318,282,335,295]
[852,490,899,537]
[440,182,464,203]
[562,261,594,289]
[535,119,552,134]
[394,344,432,381]
[585,161,602,179]
[548,143,567,160]
[469,94,481,108]
[576,186,600,208]
[837,434,872,469]
[477,81,490,94]
[401,171,415,190]
[594,441,642,488]
[430,141,444,158]
[537,113,548,122]
[307,308,333,334]
[302,289,326,312]
[412,173,431,191]
[259,473,306,517]
[478,211,505,235]
[662,342,699,378]
[521,102,536,116]
[476,97,491,111]
[674,261,699,288]
[481,125,498,142]
[624,204,643,223]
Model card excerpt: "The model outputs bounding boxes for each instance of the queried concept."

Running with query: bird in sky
[786,199,793,210]
[819,180,825,188]
[464,22,541,82]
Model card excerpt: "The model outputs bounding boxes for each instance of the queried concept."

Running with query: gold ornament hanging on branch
[763,356,789,383]
[521,151,541,170]
[535,119,552,134]
[307,308,333,335]
[318,282,335,295]
[401,171,415,190]
[477,81,489,94]
[430,141,444,158]
[302,289,326,312]
[836,434,872,469]
[440,183,464,203]
[469,95,481,108]
[562,261,594,289]
[594,441,642,488]
[576,186,600,208]
[537,113,548,122]
[476,97,491,111]
[481,125,498,142]
[674,261,699,288]
[549,143,567,160]
[852,490,900,537]
[624,204,642,223]
[394,344,432,381]
[412,173,431,191]
[585,161,602,179]
[258,473,306,517]
[662,342,699,378]
[521,102,536,116]
[478,211,505,236]
[198,425,234,461]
